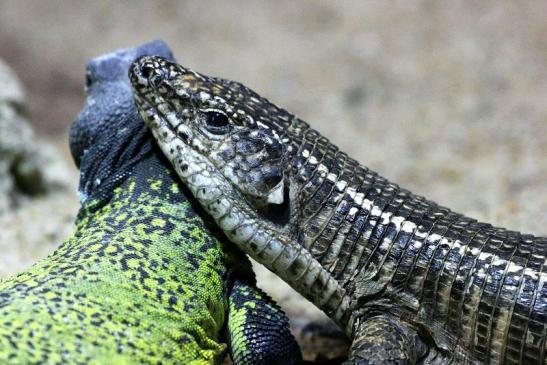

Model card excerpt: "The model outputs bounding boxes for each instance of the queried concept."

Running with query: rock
[0,59,70,215]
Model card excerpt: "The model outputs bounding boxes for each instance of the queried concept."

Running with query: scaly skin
[130,56,547,364]
[0,42,301,365]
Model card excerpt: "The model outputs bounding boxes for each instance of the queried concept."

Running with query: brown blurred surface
[0,1,546,363]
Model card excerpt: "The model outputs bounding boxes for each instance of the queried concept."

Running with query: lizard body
[0,42,300,365]
[130,56,547,364]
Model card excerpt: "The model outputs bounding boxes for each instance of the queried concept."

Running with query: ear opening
[262,183,291,226]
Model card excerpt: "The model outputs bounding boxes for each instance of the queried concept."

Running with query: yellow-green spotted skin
[0,42,301,365]
[0,167,228,364]
[0,157,299,364]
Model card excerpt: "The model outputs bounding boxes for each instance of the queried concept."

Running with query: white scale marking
[199,91,211,100]
[306,157,482,264]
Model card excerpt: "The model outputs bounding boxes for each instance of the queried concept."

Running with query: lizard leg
[344,315,427,365]
[227,279,302,365]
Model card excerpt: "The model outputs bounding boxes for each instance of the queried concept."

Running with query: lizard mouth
[133,91,192,145]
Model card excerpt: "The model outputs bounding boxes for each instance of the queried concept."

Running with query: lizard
[129,55,547,365]
[0,41,301,365]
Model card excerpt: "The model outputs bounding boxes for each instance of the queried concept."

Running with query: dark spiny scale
[430,216,477,319]
[521,237,547,362]
[498,248,532,363]
[388,205,432,288]
[332,163,379,281]
[515,275,537,363]
[299,138,337,207]
[337,174,386,289]
[298,139,337,219]
[300,153,346,229]
[314,190,354,267]
[489,233,529,362]
[373,195,411,249]
[460,229,499,345]
[291,131,320,183]
[391,201,432,270]
[334,203,371,286]
[302,136,333,183]
[372,201,418,288]
[349,182,401,281]
[467,233,507,359]
[445,221,490,335]
[304,152,350,260]
[321,158,365,273]
[406,208,457,295]
[417,211,463,310]
[358,197,407,286]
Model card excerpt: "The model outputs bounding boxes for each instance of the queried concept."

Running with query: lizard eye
[141,64,156,79]
[84,71,94,93]
[204,111,230,134]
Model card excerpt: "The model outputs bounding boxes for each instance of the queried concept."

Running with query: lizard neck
[73,151,230,339]
[286,127,546,359]
[76,151,220,258]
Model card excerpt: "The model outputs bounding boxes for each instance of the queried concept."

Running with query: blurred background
[0,1,546,362]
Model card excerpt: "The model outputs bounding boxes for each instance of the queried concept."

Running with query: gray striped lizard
[129,56,546,364]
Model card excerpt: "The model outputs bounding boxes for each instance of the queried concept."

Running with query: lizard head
[130,57,351,326]
[130,56,301,221]
[71,42,175,204]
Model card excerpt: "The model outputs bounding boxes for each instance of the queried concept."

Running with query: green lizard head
[130,56,303,220]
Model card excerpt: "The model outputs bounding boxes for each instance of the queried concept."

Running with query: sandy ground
[0,1,546,362]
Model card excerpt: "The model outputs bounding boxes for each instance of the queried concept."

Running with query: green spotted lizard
[0,42,301,365]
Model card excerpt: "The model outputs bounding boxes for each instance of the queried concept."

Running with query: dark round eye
[205,111,230,133]
[141,64,156,79]
[85,72,93,90]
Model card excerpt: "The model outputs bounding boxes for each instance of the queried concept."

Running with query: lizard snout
[130,56,166,90]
